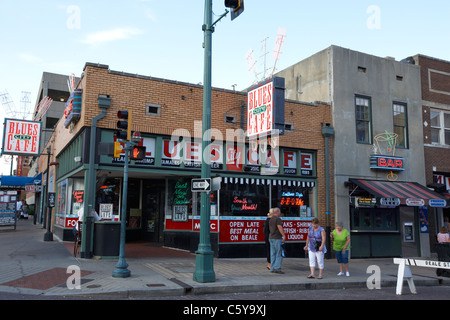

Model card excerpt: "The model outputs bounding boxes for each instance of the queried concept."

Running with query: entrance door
[142,179,165,243]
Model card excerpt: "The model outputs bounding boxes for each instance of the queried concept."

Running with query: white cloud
[81,27,144,45]
[19,53,43,64]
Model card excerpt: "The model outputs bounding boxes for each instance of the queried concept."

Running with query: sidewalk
[0,219,447,298]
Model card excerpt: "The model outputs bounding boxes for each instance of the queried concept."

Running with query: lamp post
[193,0,216,283]
[43,147,59,241]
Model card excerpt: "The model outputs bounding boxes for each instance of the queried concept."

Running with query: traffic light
[130,146,146,161]
[113,141,123,158]
[116,110,132,141]
[224,0,244,20]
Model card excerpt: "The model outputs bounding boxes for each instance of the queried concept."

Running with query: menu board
[0,191,17,229]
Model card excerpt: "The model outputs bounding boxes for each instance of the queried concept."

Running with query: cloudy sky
[1,0,449,174]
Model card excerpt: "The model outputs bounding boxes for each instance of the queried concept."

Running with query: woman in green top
[331,222,350,276]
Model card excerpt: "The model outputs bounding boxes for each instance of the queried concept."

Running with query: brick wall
[52,63,334,225]
[417,55,450,185]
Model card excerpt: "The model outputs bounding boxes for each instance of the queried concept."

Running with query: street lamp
[43,147,59,242]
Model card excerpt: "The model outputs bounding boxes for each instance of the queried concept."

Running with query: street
[2,285,449,300]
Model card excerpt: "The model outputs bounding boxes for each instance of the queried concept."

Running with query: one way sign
[191,178,211,192]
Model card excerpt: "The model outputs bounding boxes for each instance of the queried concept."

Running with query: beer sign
[2,119,42,156]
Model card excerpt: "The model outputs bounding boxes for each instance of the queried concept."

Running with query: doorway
[142,179,165,243]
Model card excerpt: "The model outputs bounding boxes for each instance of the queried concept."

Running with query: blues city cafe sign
[247,77,285,138]
[1,119,42,156]
[370,155,404,171]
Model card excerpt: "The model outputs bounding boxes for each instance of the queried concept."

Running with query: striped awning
[349,179,448,207]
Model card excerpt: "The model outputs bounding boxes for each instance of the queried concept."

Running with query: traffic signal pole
[193,0,216,283]
[112,140,131,278]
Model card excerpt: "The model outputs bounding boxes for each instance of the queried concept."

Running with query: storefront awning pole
[193,0,216,283]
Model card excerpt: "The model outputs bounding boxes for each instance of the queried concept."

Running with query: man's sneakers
[337,272,350,277]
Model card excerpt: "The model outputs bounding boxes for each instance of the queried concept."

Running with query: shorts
[335,249,349,264]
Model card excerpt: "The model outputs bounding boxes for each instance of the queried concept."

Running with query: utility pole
[193,0,244,284]
[193,0,216,283]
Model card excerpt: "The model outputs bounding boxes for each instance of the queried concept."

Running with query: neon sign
[370,155,404,171]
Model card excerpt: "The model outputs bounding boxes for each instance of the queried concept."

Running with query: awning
[349,179,448,207]
[0,173,42,190]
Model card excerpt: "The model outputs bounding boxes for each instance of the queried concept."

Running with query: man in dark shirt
[268,207,285,273]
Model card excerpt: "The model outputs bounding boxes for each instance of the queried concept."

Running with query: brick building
[413,54,450,250]
[42,62,333,258]
[276,46,448,258]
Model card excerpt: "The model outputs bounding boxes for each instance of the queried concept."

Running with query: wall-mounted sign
[247,77,285,138]
[352,197,377,207]
[429,199,446,207]
[370,155,404,171]
[1,119,42,156]
[406,198,425,206]
[161,140,180,166]
[378,197,401,207]
[283,151,296,174]
[64,89,83,128]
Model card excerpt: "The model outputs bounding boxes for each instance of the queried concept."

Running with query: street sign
[48,192,56,208]
[191,178,211,192]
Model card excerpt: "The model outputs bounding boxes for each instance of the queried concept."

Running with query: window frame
[354,95,373,145]
[430,109,450,146]
[392,101,409,149]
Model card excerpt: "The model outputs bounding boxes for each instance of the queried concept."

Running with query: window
[146,103,161,117]
[393,102,408,148]
[430,110,450,145]
[355,95,372,144]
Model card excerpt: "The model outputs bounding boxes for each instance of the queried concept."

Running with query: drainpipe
[321,123,334,259]
[80,94,111,258]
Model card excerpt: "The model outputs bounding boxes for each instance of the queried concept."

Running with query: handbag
[314,240,322,251]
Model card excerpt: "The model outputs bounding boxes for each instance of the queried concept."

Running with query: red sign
[219,217,312,243]
[247,81,274,137]
[370,155,404,171]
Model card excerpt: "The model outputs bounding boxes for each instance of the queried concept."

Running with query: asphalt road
[2,284,448,300]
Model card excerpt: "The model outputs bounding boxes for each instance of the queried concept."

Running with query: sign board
[429,199,446,207]
[99,203,113,219]
[406,198,425,206]
[0,190,17,229]
[378,197,401,207]
[47,192,56,208]
[191,178,211,192]
[370,155,404,171]
[1,119,42,156]
[247,77,285,138]
[219,217,312,243]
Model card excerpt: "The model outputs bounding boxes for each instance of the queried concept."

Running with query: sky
[1,0,450,175]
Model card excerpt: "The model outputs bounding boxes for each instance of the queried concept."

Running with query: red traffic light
[117,110,129,119]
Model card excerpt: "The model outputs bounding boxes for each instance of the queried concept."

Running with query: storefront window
[271,184,312,217]
[96,178,120,220]
[351,207,398,231]
[168,177,193,221]
[57,179,67,216]
[220,181,269,217]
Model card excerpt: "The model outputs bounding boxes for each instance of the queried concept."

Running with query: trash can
[436,243,450,277]
[93,222,121,257]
